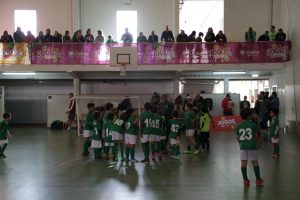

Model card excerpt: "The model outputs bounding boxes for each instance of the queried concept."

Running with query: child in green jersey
[125,109,139,162]
[199,107,215,153]
[102,103,114,139]
[168,111,180,159]
[111,112,127,162]
[82,103,95,157]
[269,109,280,158]
[91,112,103,159]
[236,108,264,186]
[183,103,199,154]
[150,106,164,161]
[104,113,117,161]
[0,113,12,158]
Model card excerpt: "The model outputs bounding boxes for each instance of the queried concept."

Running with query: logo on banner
[36,45,61,62]
[155,44,175,63]
[209,44,232,62]
[266,44,289,61]
[217,116,237,129]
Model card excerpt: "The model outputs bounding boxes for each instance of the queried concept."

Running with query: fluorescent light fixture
[213,71,246,75]
[252,74,259,78]
[2,72,36,75]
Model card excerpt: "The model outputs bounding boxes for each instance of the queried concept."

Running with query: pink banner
[30,42,291,65]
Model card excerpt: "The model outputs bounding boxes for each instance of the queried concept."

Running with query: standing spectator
[195,32,204,42]
[148,31,158,43]
[0,31,14,43]
[221,93,234,116]
[150,92,160,106]
[271,92,280,113]
[254,93,263,115]
[63,31,72,43]
[260,93,271,129]
[106,35,117,44]
[72,30,85,43]
[215,30,227,43]
[24,31,35,43]
[85,28,94,43]
[258,31,270,41]
[204,27,216,42]
[269,26,276,41]
[13,27,25,42]
[174,95,184,111]
[34,31,44,43]
[188,31,197,42]
[161,25,174,42]
[66,93,76,131]
[44,28,53,42]
[137,32,147,43]
[176,30,189,42]
[121,28,133,44]
[95,30,104,43]
[192,93,205,112]
[245,27,256,42]
[275,29,286,41]
[52,31,62,43]
[240,96,251,110]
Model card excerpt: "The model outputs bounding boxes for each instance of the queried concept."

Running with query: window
[14,10,37,36]
[116,11,137,43]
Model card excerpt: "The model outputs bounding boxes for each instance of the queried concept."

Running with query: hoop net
[119,63,127,76]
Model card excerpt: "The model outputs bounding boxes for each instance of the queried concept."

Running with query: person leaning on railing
[0,31,14,43]
[245,27,256,42]
[216,30,227,43]
[13,27,25,43]
[275,29,286,41]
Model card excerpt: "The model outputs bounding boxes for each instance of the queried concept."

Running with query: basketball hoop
[119,63,127,76]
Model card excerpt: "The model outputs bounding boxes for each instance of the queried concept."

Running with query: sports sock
[130,147,135,159]
[104,146,109,156]
[125,146,130,160]
[241,167,248,181]
[145,142,150,159]
[275,144,280,154]
[142,143,149,160]
[151,143,155,156]
[161,140,166,152]
[120,143,124,158]
[83,140,90,153]
[112,146,117,160]
[253,165,261,179]
[0,144,6,154]
[156,142,161,154]
[94,148,98,158]
[187,145,191,151]
[172,145,175,155]
[175,146,180,156]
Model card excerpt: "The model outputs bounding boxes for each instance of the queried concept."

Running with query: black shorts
[68,112,76,120]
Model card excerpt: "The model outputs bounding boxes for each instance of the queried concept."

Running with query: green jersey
[111,118,126,134]
[168,118,180,139]
[126,116,138,135]
[104,121,113,143]
[140,111,153,135]
[236,120,259,150]
[269,116,279,137]
[151,114,164,135]
[83,111,94,130]
[200,113,212,132]
[92,120,102,140]
[184,111,196,129]
[102,111,112,125]
[0,120,9,140]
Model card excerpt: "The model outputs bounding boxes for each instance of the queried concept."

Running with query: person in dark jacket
[188,31,197,42]
[148,31,158,43]
[43,28,53,42]
[85,28,94,43]
[34,31,44,43]
[176,30,189,42]
[72,30,85,43]
[52,31,62,43]
[195,32,204,42]
[161,26,174,42]
[240,96,251,110]
[63,31,72,43]
[245,27,256,42]
[275,29,286,41]
[13,27,25,42]
[137,32,147,43]
[258,31,270,41]
[204,27,216,42]
[216,30,227,43]
[0,31,14,43]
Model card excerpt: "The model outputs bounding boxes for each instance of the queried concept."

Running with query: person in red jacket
[222,93,234,116]
[24,31,35,43]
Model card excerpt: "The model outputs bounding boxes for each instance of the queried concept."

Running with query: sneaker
[256,178,264,186]
[141,159,150,164]
[82,152,89,157]
[193,149,200,155]
[183,150,192,154]
[158,155,162,161]
[244,179,250,186]
[151,155,156,161]
[170,155,179,160]
[0,154,7,158]
[130,159,139,163]
[120,157,125,162]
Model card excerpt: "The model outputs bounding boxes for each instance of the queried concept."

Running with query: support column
[172,0,180,33]
[73,78,81,96]
[173,78,179,100]
[224,78,229,94]
[71,0,81,33]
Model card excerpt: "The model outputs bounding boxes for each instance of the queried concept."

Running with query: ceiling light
[213,71,246,75]
[2,72,36,76]
[252,74,259,77]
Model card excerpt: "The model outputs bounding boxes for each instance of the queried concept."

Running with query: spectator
[174,95,184,111]
[63,31,72,43]
[215,30,227,43]
[72,30,85,43]
[106,35,117,44]
[44,28,53,42]
[137,32,147,43]
[24,31,35,43]
[260,93,271,129]
[204,27,216,42]
[53,31,62,43]
[192,93,205,112]
[271,92,280,113]
[184,94,192,106]
[95,30,104,43]
[240,96,251,110]
[85,28,94,43]
[0,31,14,43]
[245,27,256,42]
[221,93,234,116]
[150,92,160,106]
[34,31,44,43]
[188,31,197,42]
[158,94,174,121]
[195,32,204,42]
[176,30,189,42]
[258,31,270,41]
[275,28,286,41]
[121,28,133,44]
[269,26,276,41]
[254,93,263,115]
[161,25,174,42]
[148,31,158,43]
[13,27,25,43]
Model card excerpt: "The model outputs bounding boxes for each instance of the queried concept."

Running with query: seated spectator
[204,27,216,42]
[216,30,227,43]
[95,30,104,43]
[188,31,196,42]
[53,31,62,43]
[161,25,174,42]
[44,28,53,42]
[72,30,85,43]
[121,28,133,43]
[0,31,14,43]
[195,32,204,42]
[269,26,276,41]
[275,28,286,41]
[245,27,256,42]
[85,28,94,43]
[106,35,117,44]
[34,31,44,43]
[258,31,270,41]
[63,31,72,43]
[137,32,147,43]
[13,27,25,43]
[176,30,189,42]
[148,31,158,43]
[24,31,35,43]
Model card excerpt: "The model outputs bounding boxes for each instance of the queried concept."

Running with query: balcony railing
[0,41,291,65]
